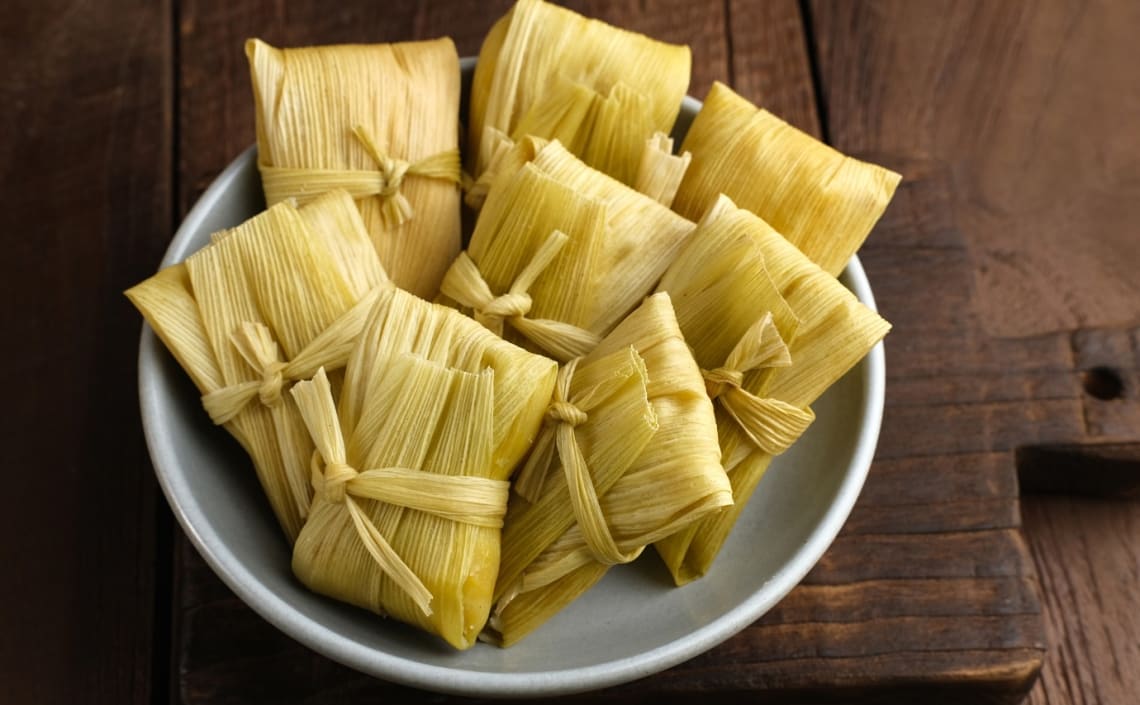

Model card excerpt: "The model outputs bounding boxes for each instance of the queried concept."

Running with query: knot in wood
[257,361,289,407]
[703,367,744,399]
[547,400,587,427]
[481,292,532,321]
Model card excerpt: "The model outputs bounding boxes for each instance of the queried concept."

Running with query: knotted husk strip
[291,358,507,650]
[126,195,389,540]
[247,37,461,298]
[441,163,605,361]
[655,196,891,584]
[469,0,690,181]
[471,138,697,338]
[489,293,731,646]
[487,347,657,646]
[673,82,901,277]
[339,287,557,481]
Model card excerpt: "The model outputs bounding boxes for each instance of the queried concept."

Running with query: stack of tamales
[468,0,692,200]
[127,0,901,652]
[247,38,462,298]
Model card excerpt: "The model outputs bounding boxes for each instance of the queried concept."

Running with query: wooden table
[4,1,1138,703]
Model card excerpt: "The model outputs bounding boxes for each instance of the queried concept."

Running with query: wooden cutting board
[169,1,1140,703]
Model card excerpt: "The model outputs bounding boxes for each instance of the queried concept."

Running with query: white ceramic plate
[138,68,884,698]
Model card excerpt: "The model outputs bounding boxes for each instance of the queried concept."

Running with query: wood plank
[1024,496,1140,705]
[0,1,173,704]
[809,0,1140,339]
[725,0,820,137]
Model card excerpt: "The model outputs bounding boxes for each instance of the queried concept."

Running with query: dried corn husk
[634,132,691,207]
[247,38,461,298]
[489,292,731,645]
[469,0,690,188]
[673,82,902,276]
[291,359,506,650]
[655,196,891,584]
[456,138,696,344]
[339,287,557,480]
[126,193,389,540]
[440,162,606,361]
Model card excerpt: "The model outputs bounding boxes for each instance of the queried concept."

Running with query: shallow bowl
[138,61,885,698]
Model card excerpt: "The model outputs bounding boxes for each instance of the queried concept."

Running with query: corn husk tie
[259,125,461,228]
[200,297,378,518]
[702,312,815,454]
[514,358,645,566]
[440,230,601,362]
[291,368,510,616]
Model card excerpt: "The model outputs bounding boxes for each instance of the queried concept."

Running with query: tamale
[247,37,462,298]
[655,196,891,584]
[287,286,557,649]
[490,293,732,646]
[126,192,389,540]
[673,82,902,276]
[339,287,557,480]
[446,138,696,353]
[291,360,507,650]
[468,0,690,188]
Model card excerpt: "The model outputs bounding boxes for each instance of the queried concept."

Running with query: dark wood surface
[4,1,1138,704]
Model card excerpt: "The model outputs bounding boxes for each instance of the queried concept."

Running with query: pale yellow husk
[458,137,696,343]
[673,82,902,277]
[247,37,461,298]
[291,358,506,650]
[469,0,690,188]
[654,196,891,584]
[126,192,389,540]
[489,292,731,646]
[338,287,557,481]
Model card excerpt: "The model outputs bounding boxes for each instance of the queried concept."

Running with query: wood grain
[1024,496,1140,705]
[812,0,1140,339]
[0,1,173,704]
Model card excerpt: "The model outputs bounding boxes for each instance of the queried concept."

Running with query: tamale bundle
[126,191,389,540]
[488,293,732,645]
[654,196,891,584]
[289,284,559,649]
[443,138,696,359]
[291,359,506,650]
[341,287,557,479]
[672,82,902,276]
[247,37,462,298]
[468,0,691,194]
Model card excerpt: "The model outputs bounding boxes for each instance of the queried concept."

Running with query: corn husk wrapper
[291,359,506,650]
[455,138,696,346]
[247,38,462,298]
[655,196,891,584]
[489,292,731,645]
[673,82,902,276]
[341,287,557,480]
[126,192,389,540]
[469,0,690,189]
